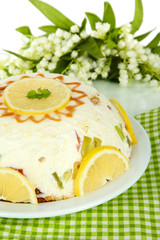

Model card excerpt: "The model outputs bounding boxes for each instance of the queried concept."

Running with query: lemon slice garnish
[0,167,37,204]
[3,77,71,115]
[109,98,137,144]
[74,146,129,196]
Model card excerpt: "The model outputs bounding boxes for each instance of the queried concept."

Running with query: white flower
[51,56,59,63]
[95,67,101,74]
[126,50,136,58]
[111,49,117,56]
[14,68,21,75]
[48,62,56,71]
[91,22,110,40]
[143,74,151,82]
[95,22,110,33]
[63,31,71,40]
[54,50,62,57]
[44,54,52,60]
[55,29,64,37]
[101,71,108,78]
[71,34,81,43]
[48,33,55,41]
[70,63,78,71]
[118,40,125,49]
[129,57,137,64]
[119,77,128,86]
[70,25,79,33]
[52,36,61,45]
[91,61,97,68]
[61,46,69,53]
[150,79,158,86]
[119,69,128,79]
[128,63,137,70]
[80,30,88,39]
[71,51,78,59]
[118,63,126,70]
[134,73,142,81]
[39,58,48,68]
[132,67,140,74]
[121,23,131,34]
[104,49,111,56]
[0,70,8,79]
[119,50,125,58]
[37,68,46,73]
[8,65,15,74]
[91,72,97,80]
[66,39,73,48]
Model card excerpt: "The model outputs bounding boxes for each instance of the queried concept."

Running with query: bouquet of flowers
[0,0,160,86]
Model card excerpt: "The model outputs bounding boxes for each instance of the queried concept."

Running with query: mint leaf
[85,12,101,30]
[41,88,52,98]
[29,0,75,31]
[103,2,116,30]
[27,88,51,99]
[131,0,143,34]
[27,90,37,99]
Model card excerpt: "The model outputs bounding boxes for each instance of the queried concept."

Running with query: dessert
[0,73,136,203]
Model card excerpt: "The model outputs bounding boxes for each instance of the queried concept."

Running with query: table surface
[93,80,160,116]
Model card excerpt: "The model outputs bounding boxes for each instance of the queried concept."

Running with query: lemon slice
[3,77,71,115]
[0,168,37,204]
[109,98,137,144]
[74,146,129,196]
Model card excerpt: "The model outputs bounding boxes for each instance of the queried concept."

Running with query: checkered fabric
[0,107,160,240]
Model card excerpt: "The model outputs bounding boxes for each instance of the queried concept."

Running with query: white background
[0,0,159,52]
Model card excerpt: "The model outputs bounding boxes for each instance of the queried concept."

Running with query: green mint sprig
[27,88,51,99]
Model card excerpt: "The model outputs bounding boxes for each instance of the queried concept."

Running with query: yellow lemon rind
[0,167,38,204]
[74,146,129,197]
[109,98,137,144]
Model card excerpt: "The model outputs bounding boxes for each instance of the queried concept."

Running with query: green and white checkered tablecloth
[0,107,160,240]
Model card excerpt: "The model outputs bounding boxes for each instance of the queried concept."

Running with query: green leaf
[107,56,121,82]
[146,33,160,49]
[39,25,58,34]
[26,90,37,99]
[85,12,101,30]
[16,26,32,36]
[152,46,160,55]
[27,88,51,99]
[135,29,155,42]
[52,58,70,74]
[103,2,116,30]
[80,18,87,32]
[3,49,40,63]
[29,0,75,31]
[131,0,143,34]
[105,38,117,49]
[77,37,103,58]
[21,41,32,50]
